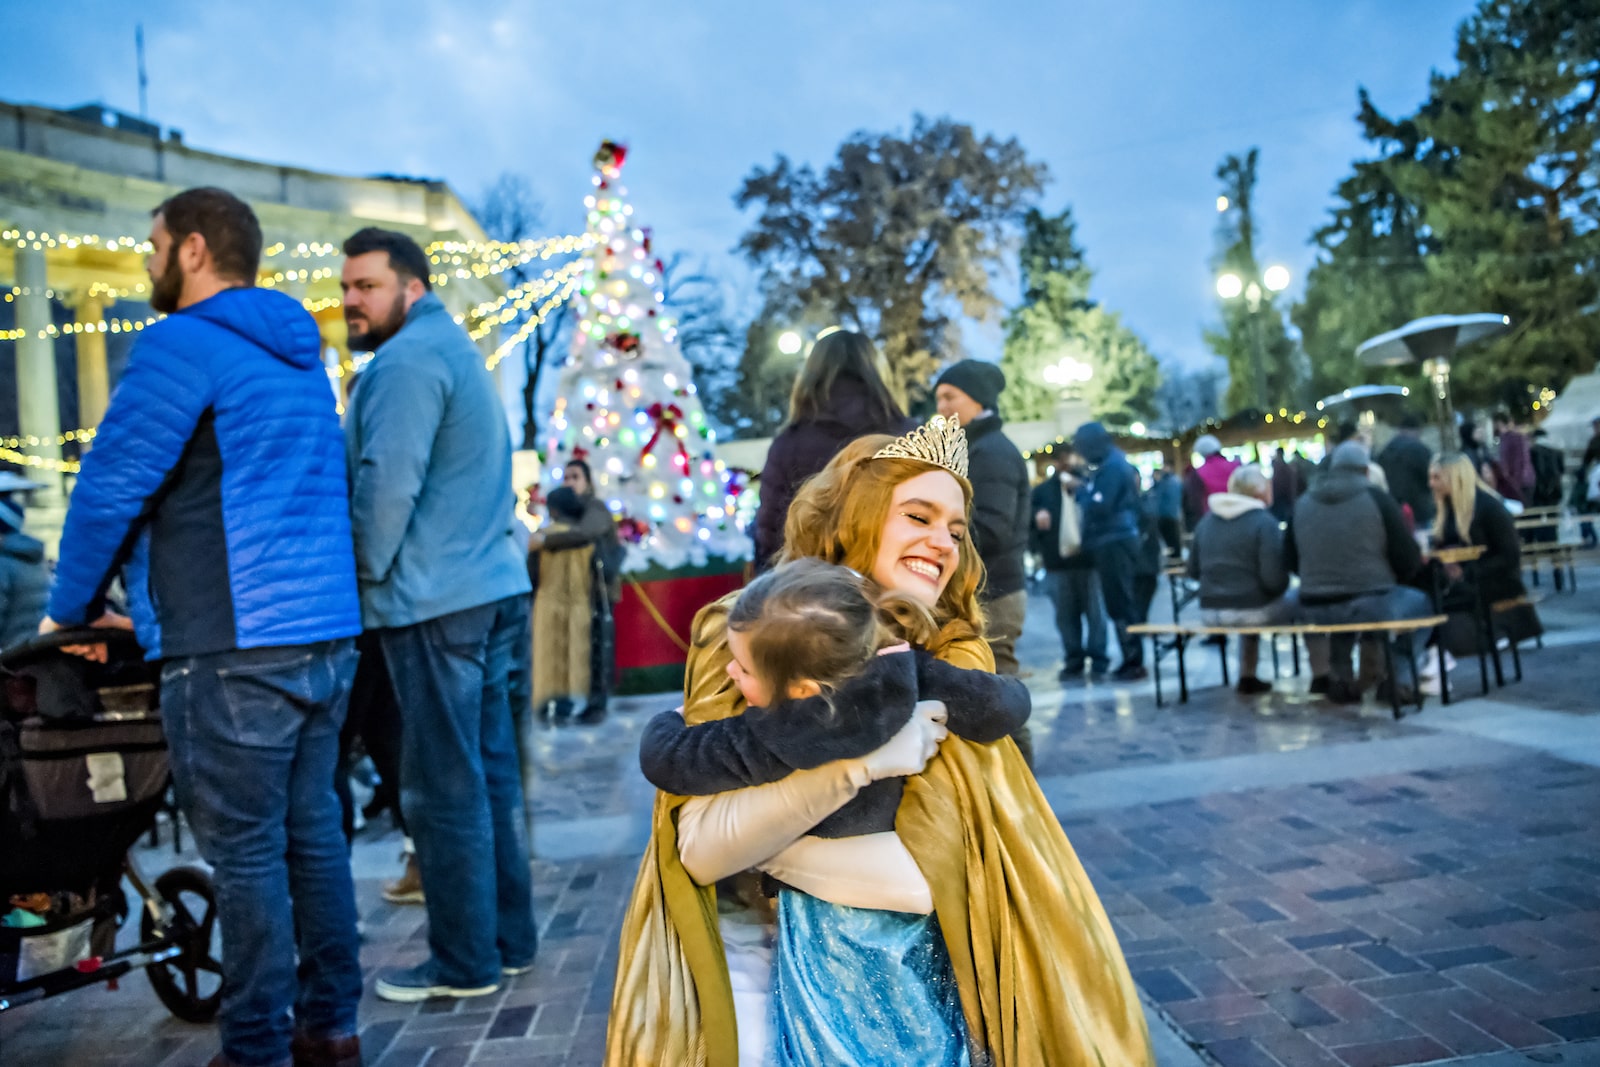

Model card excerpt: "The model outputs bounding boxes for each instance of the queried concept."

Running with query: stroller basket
[1,629,166,898]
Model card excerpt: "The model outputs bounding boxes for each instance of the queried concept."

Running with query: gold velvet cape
[604,594,1154,1066]
[531,540,593,710]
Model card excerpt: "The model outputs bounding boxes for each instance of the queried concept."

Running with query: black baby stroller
[0,626,221,1021]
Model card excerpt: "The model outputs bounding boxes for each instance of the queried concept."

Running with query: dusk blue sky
[5,1,1475,381]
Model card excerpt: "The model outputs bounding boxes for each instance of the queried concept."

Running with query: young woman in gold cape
[604,419,1154,1066]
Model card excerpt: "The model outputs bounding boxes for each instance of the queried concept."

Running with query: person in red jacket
[1181,434,1240,530]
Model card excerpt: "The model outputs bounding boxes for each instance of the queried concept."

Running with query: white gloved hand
[860,700,948,781]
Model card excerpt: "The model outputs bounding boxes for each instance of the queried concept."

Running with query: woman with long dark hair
[752,330,910,569]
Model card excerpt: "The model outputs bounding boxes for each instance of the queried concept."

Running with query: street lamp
[1216,265,1290,412]
[1042,354,1094,391]
[776,330,803,356]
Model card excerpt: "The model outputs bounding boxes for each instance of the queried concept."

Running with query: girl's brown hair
[776,435,985,654]
[727,559,937,707]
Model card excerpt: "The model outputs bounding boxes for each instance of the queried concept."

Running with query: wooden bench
[1486,595,1544,684]
[1519,540,1581,593]
[1128,616,1447,719]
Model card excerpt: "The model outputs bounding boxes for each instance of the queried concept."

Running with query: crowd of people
[38,187,534,1067]
[7,178,1599,1067]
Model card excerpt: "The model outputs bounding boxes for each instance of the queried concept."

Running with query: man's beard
[148,253,185,314]
[345,292,409,351]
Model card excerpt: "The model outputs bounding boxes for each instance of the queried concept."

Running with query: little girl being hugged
[639,557,1030,844]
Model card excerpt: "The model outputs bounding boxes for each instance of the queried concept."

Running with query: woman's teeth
[903,559,940,581]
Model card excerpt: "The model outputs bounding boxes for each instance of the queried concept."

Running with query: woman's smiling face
[871,469,967,607]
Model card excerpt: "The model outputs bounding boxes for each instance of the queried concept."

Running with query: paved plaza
[5,561,1600,1067]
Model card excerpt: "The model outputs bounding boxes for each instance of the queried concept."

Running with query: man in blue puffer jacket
[44,187,364,1067]
[1074,421,1148,681]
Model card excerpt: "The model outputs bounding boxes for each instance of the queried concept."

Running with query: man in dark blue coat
[44,187,364,1067]
[1074,422,1147,681]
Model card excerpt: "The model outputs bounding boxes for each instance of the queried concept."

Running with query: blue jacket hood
[1074,421,1115,465]
[181,287,323,370]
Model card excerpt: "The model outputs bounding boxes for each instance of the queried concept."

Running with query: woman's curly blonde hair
[776,434,986,653]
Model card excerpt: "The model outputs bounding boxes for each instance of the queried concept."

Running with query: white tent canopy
[1541,371,1600,454]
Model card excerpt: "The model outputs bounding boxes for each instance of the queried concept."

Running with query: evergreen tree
[1295,0,1600,408]
[999,207,1159,425]
[1292,94,1433,401]
[1206,149,1301,415]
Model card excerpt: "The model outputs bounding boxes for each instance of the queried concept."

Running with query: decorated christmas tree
[539,141,750,574]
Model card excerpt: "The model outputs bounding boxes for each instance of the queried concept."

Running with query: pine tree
[539,142,750,571]
[999,207,1159,425]
[1206,150,1301,415]
[1294,0,1600,409]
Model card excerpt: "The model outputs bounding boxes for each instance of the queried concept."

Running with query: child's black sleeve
[638,651,925,794]
[914,652,1031,742]
[638,710,798,795]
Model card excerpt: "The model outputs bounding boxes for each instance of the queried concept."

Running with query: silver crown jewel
[872,415,969,480]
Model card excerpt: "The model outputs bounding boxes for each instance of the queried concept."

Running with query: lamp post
[1043,353,1094,438]
[1042,353,1094,394]
[1216,265,1290,412]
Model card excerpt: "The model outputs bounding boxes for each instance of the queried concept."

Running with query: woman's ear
[786,678,823,700]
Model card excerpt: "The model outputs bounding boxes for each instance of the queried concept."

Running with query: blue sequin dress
[769,891,971,1066]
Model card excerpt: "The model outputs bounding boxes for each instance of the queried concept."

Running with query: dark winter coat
[1029,479,1092,572]
[1377,431,1437,527]
[0,531,50,648]
[964,414,1031,599]
[1434,489,1540,652]
[753,380,911,569]
[1074,423,1141,551]
[1284,469,1422,604]
[540,495,623,601]
[638,649,1029,837]
[1437,489,1524,606]
[49,287,361,659]
[1187,494,1288,610]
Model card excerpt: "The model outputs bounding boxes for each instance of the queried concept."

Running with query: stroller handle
[0,626,145,667]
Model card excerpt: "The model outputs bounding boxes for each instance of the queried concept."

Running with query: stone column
[69,291,111,429]
[13,247,68,549]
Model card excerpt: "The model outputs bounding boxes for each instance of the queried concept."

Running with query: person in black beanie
[933,359,1031,676]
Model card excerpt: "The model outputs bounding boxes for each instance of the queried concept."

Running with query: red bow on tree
[641,402,690,470]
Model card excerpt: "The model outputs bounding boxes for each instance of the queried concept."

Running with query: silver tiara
[872,415,969,479]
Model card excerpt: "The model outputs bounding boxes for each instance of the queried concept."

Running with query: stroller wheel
[141,865,223,1022]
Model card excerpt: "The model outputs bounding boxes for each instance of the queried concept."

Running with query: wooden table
[1425,543,1497,700]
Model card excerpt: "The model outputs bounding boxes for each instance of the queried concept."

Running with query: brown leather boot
[290,1032,362,1067]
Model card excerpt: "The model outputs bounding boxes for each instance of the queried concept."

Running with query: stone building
[0,98,510,547]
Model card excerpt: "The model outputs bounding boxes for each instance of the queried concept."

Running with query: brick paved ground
[6,558,1600,1066]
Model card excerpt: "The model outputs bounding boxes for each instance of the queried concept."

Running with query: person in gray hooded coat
[1284,441,1432,704]
[1186,464,1289,695]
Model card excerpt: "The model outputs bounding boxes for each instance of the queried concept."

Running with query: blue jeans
[161,639,361,1067]
[1090,537,1144,668]
[1045,568,1108,672]
[1299,587,1435,686]
[380,595,537,987]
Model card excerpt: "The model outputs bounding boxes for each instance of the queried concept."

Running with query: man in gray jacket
[341,228,537,1002]
[1285,441,1431,704]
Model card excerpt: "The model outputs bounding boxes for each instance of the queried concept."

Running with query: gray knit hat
[1330,440,1372,472]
